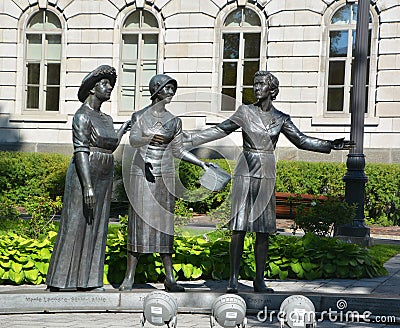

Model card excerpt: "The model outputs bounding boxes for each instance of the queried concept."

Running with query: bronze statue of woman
[46,65,130,292]
[184,71,354,293]
[119,74,213,292]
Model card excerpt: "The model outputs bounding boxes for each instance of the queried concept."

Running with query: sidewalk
[0,252,398,327]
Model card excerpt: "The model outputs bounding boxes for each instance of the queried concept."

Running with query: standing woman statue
[119,74,212,292]
[46,65,130,292]
[184,71,354,293]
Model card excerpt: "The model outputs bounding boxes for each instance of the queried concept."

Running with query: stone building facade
[0,0,399,162]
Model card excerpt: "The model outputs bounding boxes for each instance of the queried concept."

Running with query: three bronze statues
[47,66,352,293]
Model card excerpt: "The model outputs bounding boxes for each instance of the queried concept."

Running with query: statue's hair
[254,71,279,100]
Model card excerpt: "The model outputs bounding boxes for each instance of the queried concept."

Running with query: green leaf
[35,262,49,275]
[279,270,289,280]
[24,269,39,282]
[11,262,23,273]
[172,263,182,272]
[9,270,24,284]
[0,260,11,268]
[40,248,52,260]
[182,263,194,279]
[191,267,202,279]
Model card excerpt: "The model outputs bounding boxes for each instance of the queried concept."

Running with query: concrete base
[0,289,398,320]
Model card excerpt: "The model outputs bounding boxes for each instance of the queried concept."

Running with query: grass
[368,244,400,265]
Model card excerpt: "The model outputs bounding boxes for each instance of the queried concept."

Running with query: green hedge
[178,160,400,226]
[1,152,399,226]
[0,151,70,204]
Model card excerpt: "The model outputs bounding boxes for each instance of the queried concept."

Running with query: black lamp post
[337,0,371,245]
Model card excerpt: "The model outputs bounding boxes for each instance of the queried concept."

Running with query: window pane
[122,63,137,86]
[124,11,140,28]
[121,89,136,111]
[328,61,345,85]
[45,11,61,29]
[142,62,157,86]
[142,11,158,28]
[28,11,44,29]
[224,9,242,27]
[327,88,344,111]
[46,35,61,60]
[143,34,158,60]
[331,5,351,24]
[46,87,60,111]
[47,63,60,85]
[222,62,237,86]
[139,89,152,109]
[223,33,239,59]
[244,33,260,58]
[122,34,138,61]
[221,88,236,111]
[243,8,260,26]
[27,63,40,84]
[329,31,348,57]
[27,86,39,109]
[27,34,42,60]
[243,61,259,85]
[242,87,254,104]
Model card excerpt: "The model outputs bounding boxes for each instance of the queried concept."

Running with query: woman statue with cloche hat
[46,65,130,292]
[119,74,215,292]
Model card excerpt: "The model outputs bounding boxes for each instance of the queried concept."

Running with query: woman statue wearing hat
[46,65,130,291]
[119,74,211,292]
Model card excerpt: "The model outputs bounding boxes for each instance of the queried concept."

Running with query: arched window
[25,10,62,112]
[326,3,374,114]
[120,10,159,112]
[220,7,262,111]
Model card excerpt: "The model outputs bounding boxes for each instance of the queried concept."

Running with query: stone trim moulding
[311,116,380,126]
[8,114,69,123]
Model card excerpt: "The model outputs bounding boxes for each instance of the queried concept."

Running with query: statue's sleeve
[281,115,332,153]
[72,112,91,154]
[129,112,150,147]
[190,118,240,147]
[171,118,205,167]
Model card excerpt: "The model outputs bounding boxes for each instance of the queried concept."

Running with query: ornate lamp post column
[337,0,371,245]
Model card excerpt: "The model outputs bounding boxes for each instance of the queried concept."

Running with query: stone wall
[0,0,399,161]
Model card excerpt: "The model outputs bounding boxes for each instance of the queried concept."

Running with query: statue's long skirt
[46,152,113,289]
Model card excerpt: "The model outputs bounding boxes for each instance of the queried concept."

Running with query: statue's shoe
[253,279,274,293]
[226,279,239,294]
[164,280,185,292]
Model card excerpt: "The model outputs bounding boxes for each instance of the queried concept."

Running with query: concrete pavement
[0,242,399,327]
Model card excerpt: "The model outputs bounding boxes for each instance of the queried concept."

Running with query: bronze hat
[77,65,117,102]
[149,74,177,100]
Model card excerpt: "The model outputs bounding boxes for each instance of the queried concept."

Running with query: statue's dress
[191,104,332,233]
[127,107,186,253]
[46,104,118,289]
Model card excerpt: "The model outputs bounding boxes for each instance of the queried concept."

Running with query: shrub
[0,151,70,204]
[291,197,356,237]
[0,231,56,285]
[104,228,387,285]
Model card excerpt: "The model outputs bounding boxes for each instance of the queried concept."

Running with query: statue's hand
[83,186,96,209]
[201,162,216,170]
[123,120,131,133]
[150,134,171,145]
[330,138,356,150]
